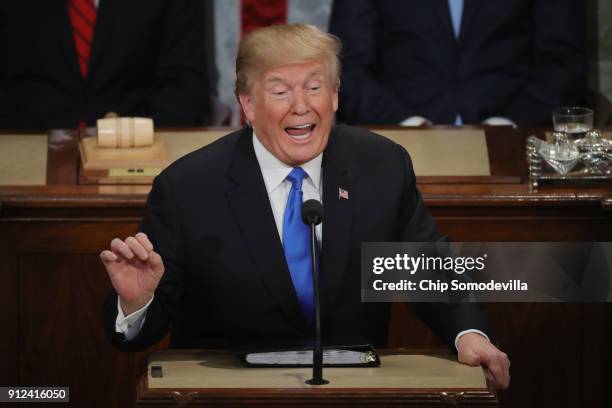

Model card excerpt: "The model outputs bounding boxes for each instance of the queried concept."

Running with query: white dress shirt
[252,132,323,246]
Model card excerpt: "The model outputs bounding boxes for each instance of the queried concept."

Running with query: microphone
[301,199,329,385]
[302,199,324,226]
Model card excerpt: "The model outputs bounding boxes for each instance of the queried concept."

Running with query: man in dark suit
[100,24,510,389]
[0,0,209,129]
[329,0,587,126]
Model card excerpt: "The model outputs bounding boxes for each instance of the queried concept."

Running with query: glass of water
[552,107,594,142]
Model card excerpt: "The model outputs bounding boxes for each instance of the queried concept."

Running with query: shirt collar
[252,131,322,194]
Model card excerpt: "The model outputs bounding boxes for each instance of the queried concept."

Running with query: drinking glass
[552,107,593,143]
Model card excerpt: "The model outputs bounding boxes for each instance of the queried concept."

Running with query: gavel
[97,117,154,148]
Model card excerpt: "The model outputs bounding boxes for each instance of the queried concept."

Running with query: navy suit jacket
[329,0,587,126]
[0,0,209,129]
[103,125,490,351]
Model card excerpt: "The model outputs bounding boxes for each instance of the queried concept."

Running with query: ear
[332,84,339,113]
[238,93,256,123]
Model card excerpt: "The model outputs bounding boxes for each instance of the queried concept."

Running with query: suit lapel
[432,0,455,41]
[458,0,479,42]
[88,0,117,77]
[225,128,311,334]
[434,0,479,42]
[53,0,81,79]
[320,128,353,312]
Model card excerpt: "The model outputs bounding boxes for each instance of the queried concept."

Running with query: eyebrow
[264,76,287,86]
[264,70,325,86]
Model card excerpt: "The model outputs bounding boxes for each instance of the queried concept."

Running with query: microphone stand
[305,221,328,385]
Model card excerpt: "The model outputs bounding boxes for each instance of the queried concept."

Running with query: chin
[284,152,316,166]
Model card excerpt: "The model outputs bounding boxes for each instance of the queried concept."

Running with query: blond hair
[235,24,341,96]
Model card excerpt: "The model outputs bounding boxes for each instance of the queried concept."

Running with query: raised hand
[100,232,165,316]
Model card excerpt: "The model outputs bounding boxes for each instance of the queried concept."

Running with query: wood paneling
[0,224,19,386]
[3,221,168,407]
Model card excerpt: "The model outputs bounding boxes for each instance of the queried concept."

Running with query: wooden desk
[0,126,610,407]
[137,350,497,407]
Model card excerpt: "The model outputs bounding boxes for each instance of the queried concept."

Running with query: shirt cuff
[482,116,515,126]
[454,329,490,351]
[400,116,432,126]
[115,296,154,341]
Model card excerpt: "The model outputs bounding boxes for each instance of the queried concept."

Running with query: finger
[500,356,511,389]
[125,236,149,261]
[495,365,510,390]
[492,353,510,389]
[484,364,503,389]
[135,232,154,252]
[502,372,510,389]
[484,358,507,390]
[483,367,496,386]
[99,250,118,264]
[110,238,134,260]
[148,251,165,274]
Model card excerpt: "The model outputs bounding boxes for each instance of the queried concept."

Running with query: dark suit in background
[0,0,209,130]
[329,0,587,126]
[102,125,490,352]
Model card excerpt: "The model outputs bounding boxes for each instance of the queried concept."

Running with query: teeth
[291,123,312,129]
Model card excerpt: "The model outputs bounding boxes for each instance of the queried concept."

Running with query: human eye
[267,84,290,98]
[306,80,322,94]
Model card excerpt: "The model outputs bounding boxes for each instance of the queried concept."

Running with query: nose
[291,89,310,116]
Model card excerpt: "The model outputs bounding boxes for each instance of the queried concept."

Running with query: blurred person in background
[211,0,332,126]
[0,0,210,130]
[329,0,587,127]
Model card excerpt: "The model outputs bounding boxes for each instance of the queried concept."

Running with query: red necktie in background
[241,0,287,37]
[68,0,97,78]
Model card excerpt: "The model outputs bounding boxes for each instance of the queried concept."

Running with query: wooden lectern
[136,349,498,407]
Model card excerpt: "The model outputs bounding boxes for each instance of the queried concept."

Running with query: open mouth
[285,123,316,140]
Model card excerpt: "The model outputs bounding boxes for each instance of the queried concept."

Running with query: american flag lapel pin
[338,187,349,200]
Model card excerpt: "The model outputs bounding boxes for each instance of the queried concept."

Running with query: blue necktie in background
[448,0,464,125]
[448,0,464,39]
[283,167,315,323]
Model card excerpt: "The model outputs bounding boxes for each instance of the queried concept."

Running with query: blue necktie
[448,0,464,39]
[448,0,464,125]
[283,167,315,323]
